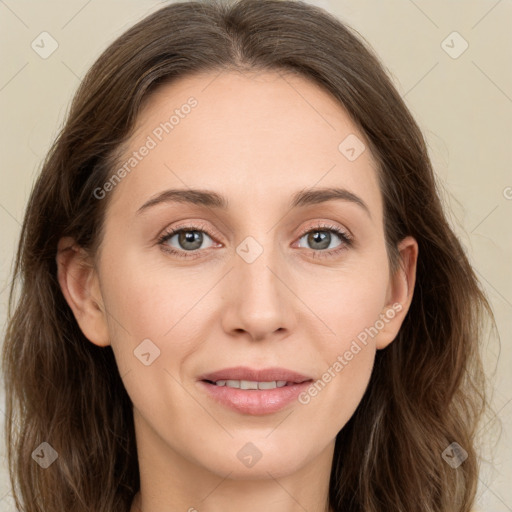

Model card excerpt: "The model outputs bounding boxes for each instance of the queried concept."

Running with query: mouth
[197,366,312,384]
[197,366,313,415]
[202,379,303,389]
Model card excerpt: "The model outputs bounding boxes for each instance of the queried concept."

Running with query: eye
[157,221,353,260]
[158,223,218,259]
[296,223,353,258]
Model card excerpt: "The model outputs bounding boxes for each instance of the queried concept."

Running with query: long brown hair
[2,0,497,510]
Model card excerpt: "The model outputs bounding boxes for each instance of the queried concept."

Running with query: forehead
[107,69,382,220]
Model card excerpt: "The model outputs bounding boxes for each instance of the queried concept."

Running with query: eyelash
[157,222,353,260]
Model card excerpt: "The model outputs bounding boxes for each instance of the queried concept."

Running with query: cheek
[98,257,207,423]
[100,244,209,335]
[96,249,204,375]
[295,253,388,425]
[303,253,390,348]
[328,275,387,341]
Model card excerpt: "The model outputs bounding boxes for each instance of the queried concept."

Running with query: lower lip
[198,380,312,415]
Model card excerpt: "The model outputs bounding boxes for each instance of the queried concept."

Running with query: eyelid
[157,220,220,243]
[296,220,353,241]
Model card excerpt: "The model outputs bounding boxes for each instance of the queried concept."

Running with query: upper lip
[198,366,313,384]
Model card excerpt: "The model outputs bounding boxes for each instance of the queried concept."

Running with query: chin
[195,438,320,481]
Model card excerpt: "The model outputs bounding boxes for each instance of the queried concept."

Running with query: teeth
[214,379,289,389]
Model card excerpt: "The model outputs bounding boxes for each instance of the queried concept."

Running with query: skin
[57,70,418,512]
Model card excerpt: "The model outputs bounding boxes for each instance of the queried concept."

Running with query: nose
[220,241,297,342]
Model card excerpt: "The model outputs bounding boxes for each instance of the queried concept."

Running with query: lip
[197,366,312,384]
[197,366,313,415]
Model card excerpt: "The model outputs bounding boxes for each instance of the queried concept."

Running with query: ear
[375,236,418,350]
[56,237,110,347]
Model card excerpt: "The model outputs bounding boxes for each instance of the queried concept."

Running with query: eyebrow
[137,186,371,218]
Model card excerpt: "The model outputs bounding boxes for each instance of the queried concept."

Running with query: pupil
[180,231,202,250]
[309,231,330,250]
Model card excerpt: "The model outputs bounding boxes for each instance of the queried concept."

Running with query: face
[59,70,417,483]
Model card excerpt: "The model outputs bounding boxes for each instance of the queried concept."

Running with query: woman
[2,0,496,510]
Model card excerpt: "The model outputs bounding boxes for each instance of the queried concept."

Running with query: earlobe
[56,237,110,347]
[375,236,418,350]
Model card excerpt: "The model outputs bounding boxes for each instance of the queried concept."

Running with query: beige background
[0,0,510,510]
